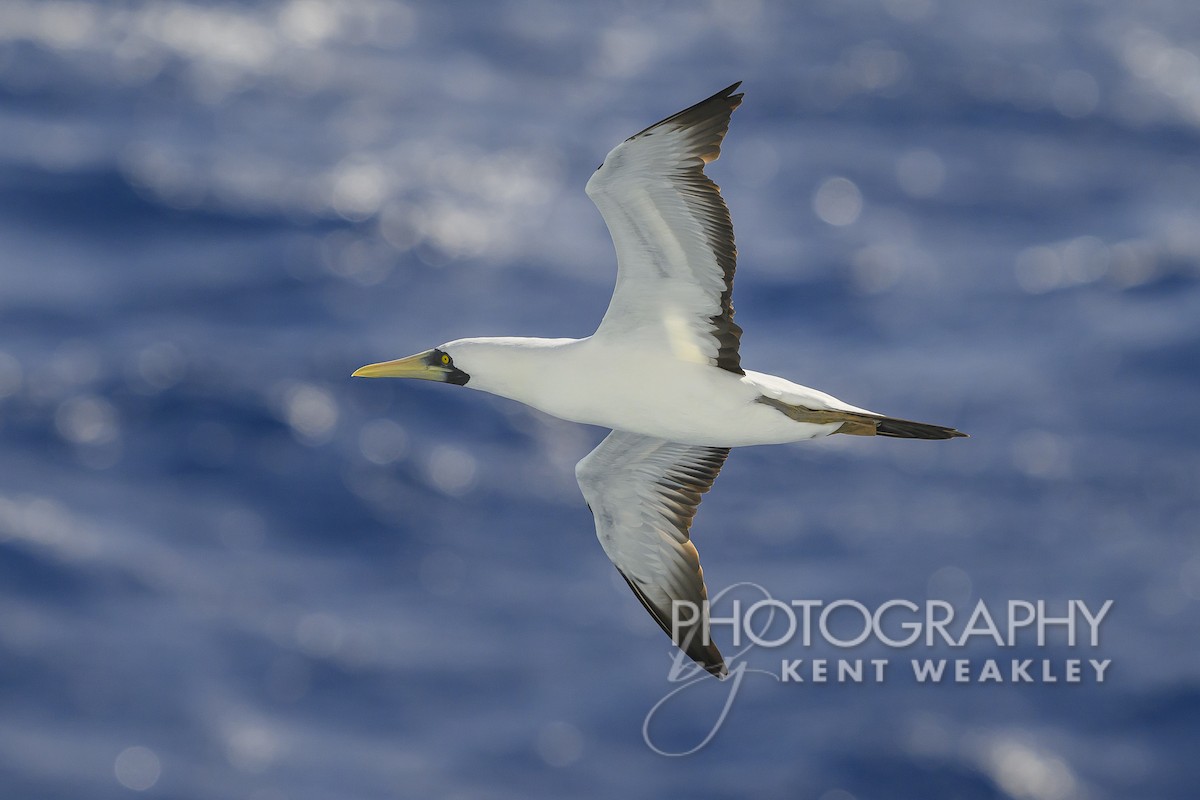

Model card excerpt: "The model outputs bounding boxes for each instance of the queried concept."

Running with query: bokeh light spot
[926,565,973,606]
[278,0,341,47]
[1014,246,1062,294]
[55,395,119,445]
[427,445,477,495]
[851,244,904,294]
[114,745,161,792]
[813,177,863,226]
[1011,430,1071,479]
[135,341,187,392]
[225,724,281,774]
[359,418,409,465]
[279,383,339,444]
[980,738,1077,800]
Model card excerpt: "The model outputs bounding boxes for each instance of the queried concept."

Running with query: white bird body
[354,83,965,677]
[445,336,857,447]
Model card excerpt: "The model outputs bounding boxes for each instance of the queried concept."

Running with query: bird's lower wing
[575,430,729,676]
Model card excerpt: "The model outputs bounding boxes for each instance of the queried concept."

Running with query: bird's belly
[528,362,836,447]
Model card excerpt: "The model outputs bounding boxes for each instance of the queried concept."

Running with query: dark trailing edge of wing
[626,444,729,677]
[629,82,746,376]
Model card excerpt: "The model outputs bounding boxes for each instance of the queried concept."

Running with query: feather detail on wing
[585,83,744,375]
[576,430,729,677]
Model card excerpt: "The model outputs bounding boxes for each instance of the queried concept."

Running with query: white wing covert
[585,83,744,375]
[576,430,729,676]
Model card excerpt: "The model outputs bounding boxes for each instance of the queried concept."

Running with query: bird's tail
[872,416,967,440]
[754,396,967,439]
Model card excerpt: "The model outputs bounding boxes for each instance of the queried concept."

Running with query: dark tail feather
[875,416,968,440]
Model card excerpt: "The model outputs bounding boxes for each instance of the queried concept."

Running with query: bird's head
[352,343,472,386]
[353,337,568,405]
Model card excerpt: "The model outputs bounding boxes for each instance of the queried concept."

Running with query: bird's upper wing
[585,82,745,375]
[576,430,729,676]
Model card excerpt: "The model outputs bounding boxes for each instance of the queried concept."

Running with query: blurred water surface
[1,1,1199,798]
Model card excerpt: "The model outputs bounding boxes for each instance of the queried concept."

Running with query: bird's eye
[441,354,451,365]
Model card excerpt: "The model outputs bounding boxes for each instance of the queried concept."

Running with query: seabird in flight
[353,82,966,677]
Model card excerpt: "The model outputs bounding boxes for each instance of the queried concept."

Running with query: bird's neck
[453,337,585,407]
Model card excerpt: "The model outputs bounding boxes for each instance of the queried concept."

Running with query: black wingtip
[628,81,745,142]
[718,81,744,106]
[690,639,727,678]
[619,573,727,677]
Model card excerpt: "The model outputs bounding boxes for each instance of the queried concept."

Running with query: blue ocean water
[1,1,1198,798]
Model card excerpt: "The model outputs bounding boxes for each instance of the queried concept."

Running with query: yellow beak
[352,349,470,385]
[352,351,440,380]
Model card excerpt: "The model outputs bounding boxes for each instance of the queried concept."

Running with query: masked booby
[354,82,966,677]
